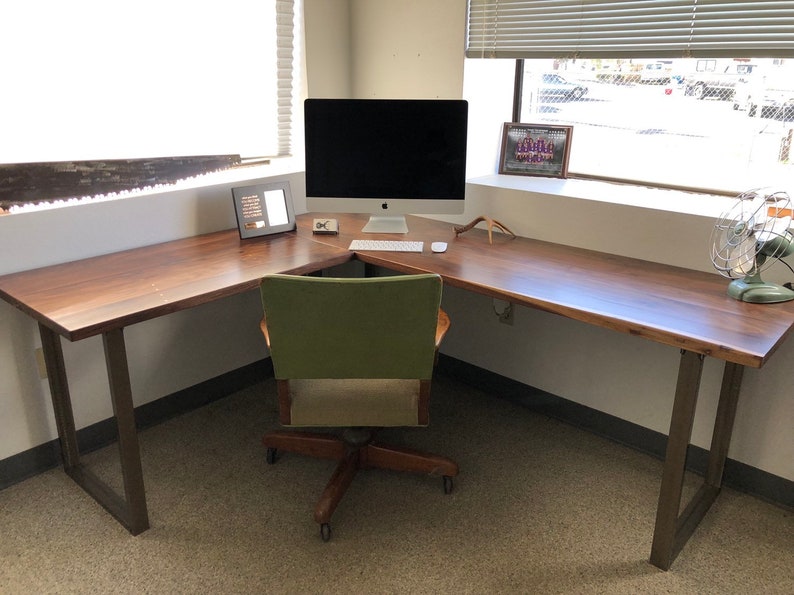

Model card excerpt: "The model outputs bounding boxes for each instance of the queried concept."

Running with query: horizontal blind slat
[467,0,794,59]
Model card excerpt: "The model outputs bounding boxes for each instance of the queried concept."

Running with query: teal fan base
[727,272,794,303]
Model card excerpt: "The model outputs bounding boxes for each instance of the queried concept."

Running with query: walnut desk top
[0,228,353,342]
[300,212,794,369]
[3,212,792,367]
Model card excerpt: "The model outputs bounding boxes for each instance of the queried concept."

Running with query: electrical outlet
[499,302,514,325]
[34,347,48,379]
[493,299,514,326]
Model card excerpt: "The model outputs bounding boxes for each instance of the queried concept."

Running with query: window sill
[467,174,732,220]
[458,174,741,274]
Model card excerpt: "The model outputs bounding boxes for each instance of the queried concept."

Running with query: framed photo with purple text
[499,123,573,178]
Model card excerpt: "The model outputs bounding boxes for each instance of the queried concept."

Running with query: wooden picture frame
[499,123,573,178]
[231,181,296,239]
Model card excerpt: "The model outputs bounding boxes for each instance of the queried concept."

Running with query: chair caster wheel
[443,475,454,494]
[266,447,278,464]
[320,523,332,542]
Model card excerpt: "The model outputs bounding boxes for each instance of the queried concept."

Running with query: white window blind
[0,0,295,164]
[467,0,794,59]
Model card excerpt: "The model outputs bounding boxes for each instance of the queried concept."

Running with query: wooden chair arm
[436,308,450,350]
[260,316,271,349]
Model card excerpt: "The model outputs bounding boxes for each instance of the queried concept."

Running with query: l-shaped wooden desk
[2,212,793,571]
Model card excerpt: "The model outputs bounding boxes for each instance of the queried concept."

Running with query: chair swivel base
[262,430,459,541]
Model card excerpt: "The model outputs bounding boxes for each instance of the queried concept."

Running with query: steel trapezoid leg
[650,349,703,570]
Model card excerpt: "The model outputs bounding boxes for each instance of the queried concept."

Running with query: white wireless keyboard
[348,239,424,253]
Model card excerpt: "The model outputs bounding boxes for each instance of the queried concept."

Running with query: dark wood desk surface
[301,213,794,369]
[2,212,794,367]
[0,229,352,341]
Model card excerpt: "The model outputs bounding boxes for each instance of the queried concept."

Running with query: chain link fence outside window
[519,58,794,194]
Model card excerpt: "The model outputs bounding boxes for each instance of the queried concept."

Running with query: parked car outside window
[537,73,588,101]
[734,74,794,120]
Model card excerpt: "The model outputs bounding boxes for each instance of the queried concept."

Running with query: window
[517,56,794,193]
[0,0,299,213]
[466,1,794,196]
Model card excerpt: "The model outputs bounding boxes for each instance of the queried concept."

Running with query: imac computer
[304,98,468,233]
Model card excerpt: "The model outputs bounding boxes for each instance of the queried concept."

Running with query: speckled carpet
[1,374,792,594]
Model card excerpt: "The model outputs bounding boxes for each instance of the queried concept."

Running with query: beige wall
[304,0,352,97]
[349,0,465,99]
[305,0,465,100]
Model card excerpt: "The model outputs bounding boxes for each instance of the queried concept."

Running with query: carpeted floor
[1,374,792,594]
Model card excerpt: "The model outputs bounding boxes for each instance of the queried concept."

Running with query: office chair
[259,273,458,541]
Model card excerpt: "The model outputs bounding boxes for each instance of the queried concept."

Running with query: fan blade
[727,237,756,277]
[756,213,792,242]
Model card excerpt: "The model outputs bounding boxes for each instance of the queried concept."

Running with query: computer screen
[304,98,468,233]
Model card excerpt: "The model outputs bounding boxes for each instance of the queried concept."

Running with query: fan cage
[710,189,793,280]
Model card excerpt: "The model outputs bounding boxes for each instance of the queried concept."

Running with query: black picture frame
[231,181,296,239]
[498,123,573,179]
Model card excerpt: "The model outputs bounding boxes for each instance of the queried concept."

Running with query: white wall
[1,0,791,484]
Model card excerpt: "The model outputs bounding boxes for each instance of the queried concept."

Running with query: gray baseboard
[436,354,793,510]
[2,355,790,511]
[0,359,271,491]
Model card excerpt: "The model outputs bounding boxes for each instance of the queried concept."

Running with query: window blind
[276,0,297,157]
[0,0,296,164]
[466,0,794,59]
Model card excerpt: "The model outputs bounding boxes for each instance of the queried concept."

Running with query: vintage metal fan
[710,188,794,303]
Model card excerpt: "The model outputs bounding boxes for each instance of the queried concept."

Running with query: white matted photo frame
[231,180,296,239]
[499,123,573,178]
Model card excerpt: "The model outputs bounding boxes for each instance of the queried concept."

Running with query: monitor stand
[361,215,409,234]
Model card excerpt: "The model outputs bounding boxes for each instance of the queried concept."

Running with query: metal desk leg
[39,324,81,469]
[39,324,150,535]
[650,350,744,570]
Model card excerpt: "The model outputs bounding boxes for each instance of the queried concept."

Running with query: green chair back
[260,274,442,380]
